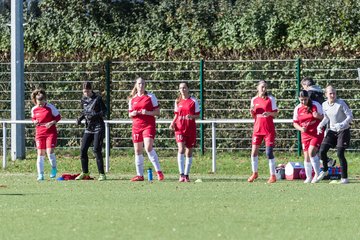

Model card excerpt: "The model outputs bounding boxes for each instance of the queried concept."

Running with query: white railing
[1,119,293,172]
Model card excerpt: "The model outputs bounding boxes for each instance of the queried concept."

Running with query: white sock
[47,153,57,168]
[178,153,185,174]
[135,154,144,176]
[37,155,45,175]
[304,161,312,179]
[184,157,193,175]
[310,155,320,176]
[147,149,161,172]
[268,158,276,175]
[251,156,258,172]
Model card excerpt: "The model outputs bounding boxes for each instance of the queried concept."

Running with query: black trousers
[80,130,105,174]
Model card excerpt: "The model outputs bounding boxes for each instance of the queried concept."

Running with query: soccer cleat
[316,171,329,182]
[184,175,190,182]
[37,174,44,181]
[267,175,276,184]
[50,167,57,178]
[98,174,106,181]
[179,175,185,182]
[157,171,164,181]
[247,172,258,182]
[75,172,90,180]
[304,178,312,184]
[131,175,144,181]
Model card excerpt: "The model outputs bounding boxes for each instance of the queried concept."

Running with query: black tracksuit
[77,92,107,174]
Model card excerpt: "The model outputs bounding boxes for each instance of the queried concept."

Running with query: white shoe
[316,171,329,181]
[340,178,349,184]
[311,175,319,183]
[304,178,312,183]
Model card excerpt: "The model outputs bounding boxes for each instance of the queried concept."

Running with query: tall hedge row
[0,0,359,61]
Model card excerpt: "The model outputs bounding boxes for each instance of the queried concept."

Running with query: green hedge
[0,0,359,61]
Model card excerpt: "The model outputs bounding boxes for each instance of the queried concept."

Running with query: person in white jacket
[316,86,353,184]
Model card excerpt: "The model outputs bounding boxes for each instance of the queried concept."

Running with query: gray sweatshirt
[318,98,353,132]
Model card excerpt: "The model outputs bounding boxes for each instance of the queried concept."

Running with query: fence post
[3,122,7,169]
[199,59,205,155]
[296,58,302,157]
[105,59,111,120]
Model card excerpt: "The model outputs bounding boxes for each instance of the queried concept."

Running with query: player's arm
[293,122,305,133]
[142,107,160,116]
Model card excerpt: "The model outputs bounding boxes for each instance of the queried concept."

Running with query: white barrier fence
[1,119,293,172]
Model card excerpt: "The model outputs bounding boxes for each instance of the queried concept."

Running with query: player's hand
[334,123,344,131]
[317,126,323,135]
[45,121,55,128]
[169,123,174,130]
[33,120,39,126]
[130,111,138,117]
[262,112,270,117]
[141,109,147,115]
[302,127,306,133]
[76,117,82,125]
[186,115,193,120]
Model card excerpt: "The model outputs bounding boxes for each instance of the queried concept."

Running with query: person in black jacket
[75,81,107,181]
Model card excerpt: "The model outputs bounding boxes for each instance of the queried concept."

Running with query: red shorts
[175,131,196,148]
[132,126,156,143]
[252,134,275,147]
[301,134,324,151]
[35,134,57,150]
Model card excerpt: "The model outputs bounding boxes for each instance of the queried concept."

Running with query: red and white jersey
[293,101,323,137]
[251,95,277,135]
[31,103,61,136]
[174,96,200,132]
[129,93,159,129]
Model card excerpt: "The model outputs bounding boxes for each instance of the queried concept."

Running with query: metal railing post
[199,59,205,155]
[211,122,216,173]
[105,122,110,173]
[296,58,302,157]
[3,122,7,169]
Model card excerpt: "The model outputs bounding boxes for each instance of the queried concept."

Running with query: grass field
[1,150,360,240]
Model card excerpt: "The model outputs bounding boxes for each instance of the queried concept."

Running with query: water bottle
[147,168,153,181]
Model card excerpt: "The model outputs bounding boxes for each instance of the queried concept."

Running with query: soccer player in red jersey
[31,89,61,181]
[128,77,164,181]
[248,80,278,184]
[169,82,200,182]
[293,90,324,183]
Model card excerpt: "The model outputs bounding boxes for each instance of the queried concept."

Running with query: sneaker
[131,175,144,181]
[267,175,276,184]
[179,174,185,182]
[75,172,90,180]
[184,175,190,182]
[98,174,106,181]
[316,171,329,182]
[304,178,312,184]
[311,175,319,183]
[50,167,57,178]
[340,178,349,184]
[157,171,164,181]
[37,174,44,181]
[247,172,258,182]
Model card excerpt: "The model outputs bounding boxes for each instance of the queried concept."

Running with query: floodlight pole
[10,0,25,160]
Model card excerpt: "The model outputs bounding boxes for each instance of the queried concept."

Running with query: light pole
[10,0,25,160]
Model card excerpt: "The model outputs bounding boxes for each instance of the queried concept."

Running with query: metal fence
[0,59,359,154]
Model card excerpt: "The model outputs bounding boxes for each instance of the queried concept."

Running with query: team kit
[30,77,353,184]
